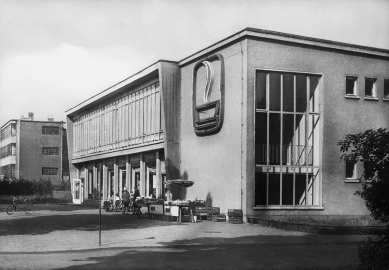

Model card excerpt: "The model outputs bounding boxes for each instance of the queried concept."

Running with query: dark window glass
[256,71,267,109]
[283,74,294,112]
[42,147,59,155]
[346,77,357,95]
[269,73,281,111]
[384,79,389,99]
[42,167,58,175]
[42,126,59,135]
[365,78,376,97]
[346,161,356,179]
[296,75,307,112]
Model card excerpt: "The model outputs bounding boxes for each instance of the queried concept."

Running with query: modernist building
[66,28,389,220]
[0,114,69,182]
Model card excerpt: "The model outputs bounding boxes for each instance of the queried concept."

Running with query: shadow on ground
[49,242,359,270]
[0,212,184,236]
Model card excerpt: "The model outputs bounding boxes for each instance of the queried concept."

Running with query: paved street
[0,204,368,269]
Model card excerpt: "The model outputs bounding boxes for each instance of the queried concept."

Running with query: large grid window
[42,167,58,175]
[1,123,16,141]
[42,147,59,155]
[1,164,15,179]
[255,71,321,207]
[1,143,16,159]
[42,126,59,135]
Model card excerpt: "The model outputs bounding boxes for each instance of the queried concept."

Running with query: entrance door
[72,179,82,204]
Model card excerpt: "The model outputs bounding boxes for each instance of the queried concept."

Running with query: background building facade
[0,115,69,182]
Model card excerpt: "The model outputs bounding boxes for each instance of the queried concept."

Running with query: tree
[338,128,389,269]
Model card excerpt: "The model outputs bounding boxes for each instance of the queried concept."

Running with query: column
[156,151,161,199]
[126,155,131,191]
[93,162,97,203]
[140,153,145,196]
[146,167,150,197]
[114,158,118,200]
[103,160,107,201]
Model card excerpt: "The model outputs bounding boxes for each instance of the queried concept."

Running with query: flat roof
[1,119,64,130]
[65,27,389,116]
[178,27,389,66]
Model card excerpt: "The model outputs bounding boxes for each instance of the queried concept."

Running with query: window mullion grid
[280,74,283,205]
[266,73,270,206]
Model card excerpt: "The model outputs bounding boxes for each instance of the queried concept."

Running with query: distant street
[0,204,365,269]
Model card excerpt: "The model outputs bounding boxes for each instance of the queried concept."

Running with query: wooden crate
[211,214,226,222]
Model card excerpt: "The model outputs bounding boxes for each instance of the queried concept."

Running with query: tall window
[1,123,16,141]
[1,143,16,158]
[255,71,321,207]
[42,126,59,135]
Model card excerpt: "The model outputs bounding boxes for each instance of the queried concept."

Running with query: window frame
[253,68,323,210]
[345,161,359,183]
[345,75,359,99]
[42,126,60,135]
[42,147,59,156]
[364,77,378,100]
[42,167,59,176]
[384,78,389,101]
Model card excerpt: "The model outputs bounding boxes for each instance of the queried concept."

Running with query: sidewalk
[0,205,374,253]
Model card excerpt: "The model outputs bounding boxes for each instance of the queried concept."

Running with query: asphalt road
[0,204,365,269]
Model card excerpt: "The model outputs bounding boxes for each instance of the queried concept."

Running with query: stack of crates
[206,207,221,221]
[228,209,243,224]
[194,207,208,220]
[211,213,226,222]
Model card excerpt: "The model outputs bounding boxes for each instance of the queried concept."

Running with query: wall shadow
[0,212,187,237]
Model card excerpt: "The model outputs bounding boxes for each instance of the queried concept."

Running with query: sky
[0,0,388,126]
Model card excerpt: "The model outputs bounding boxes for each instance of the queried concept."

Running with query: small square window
[346,161,358,180]
[384,79,389,99]
[365,78,377,98]
[346,76,358,96]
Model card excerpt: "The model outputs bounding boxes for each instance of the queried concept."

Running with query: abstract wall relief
[192,54,225,136]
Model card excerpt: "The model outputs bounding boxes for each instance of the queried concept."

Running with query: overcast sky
[1,0,388,126]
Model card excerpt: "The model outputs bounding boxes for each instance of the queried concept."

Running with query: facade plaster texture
[18,121,64,182]
[179,42,247,212]
[245,37,389,217]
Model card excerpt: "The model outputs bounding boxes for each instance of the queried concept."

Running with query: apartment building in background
[0,113,69,182]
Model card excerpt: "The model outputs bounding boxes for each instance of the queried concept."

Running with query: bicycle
[6,197,35,215]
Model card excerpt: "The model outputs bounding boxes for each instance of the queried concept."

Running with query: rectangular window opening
[42,167,59,175]
[384,79,389,99]
[42,126,60,135]
[365,78,377,98]
[346,76,358,96]
[345,161,357,180]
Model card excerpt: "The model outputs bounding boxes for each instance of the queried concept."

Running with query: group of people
[118,186,141,216]
[115,187,173,216]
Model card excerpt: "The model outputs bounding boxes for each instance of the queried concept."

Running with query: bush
[339,128,389,269]
[0,178,54,196]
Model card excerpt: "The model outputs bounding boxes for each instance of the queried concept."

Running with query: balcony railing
[256,144,313,165]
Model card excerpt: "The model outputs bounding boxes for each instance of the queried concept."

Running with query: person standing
[122,187,130,215]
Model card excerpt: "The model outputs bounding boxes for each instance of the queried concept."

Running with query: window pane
[295,171,307,205]
[307,115,319,166]
[268,171,280,205]
[269,113,281,165]
[282,74,294,112]
[255,112,267,164]
[309,76,320,112]
[346,161,356,178]
[256,71,267,109]
[269,73,281,111]
[365,78,376,97]
[385,79,389,99]
[346,77,357,95]
[282,172,294,205]
[255,172,267,205]
[296,75,307,112]
[282,114,294,165]
[294,114,306,165]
